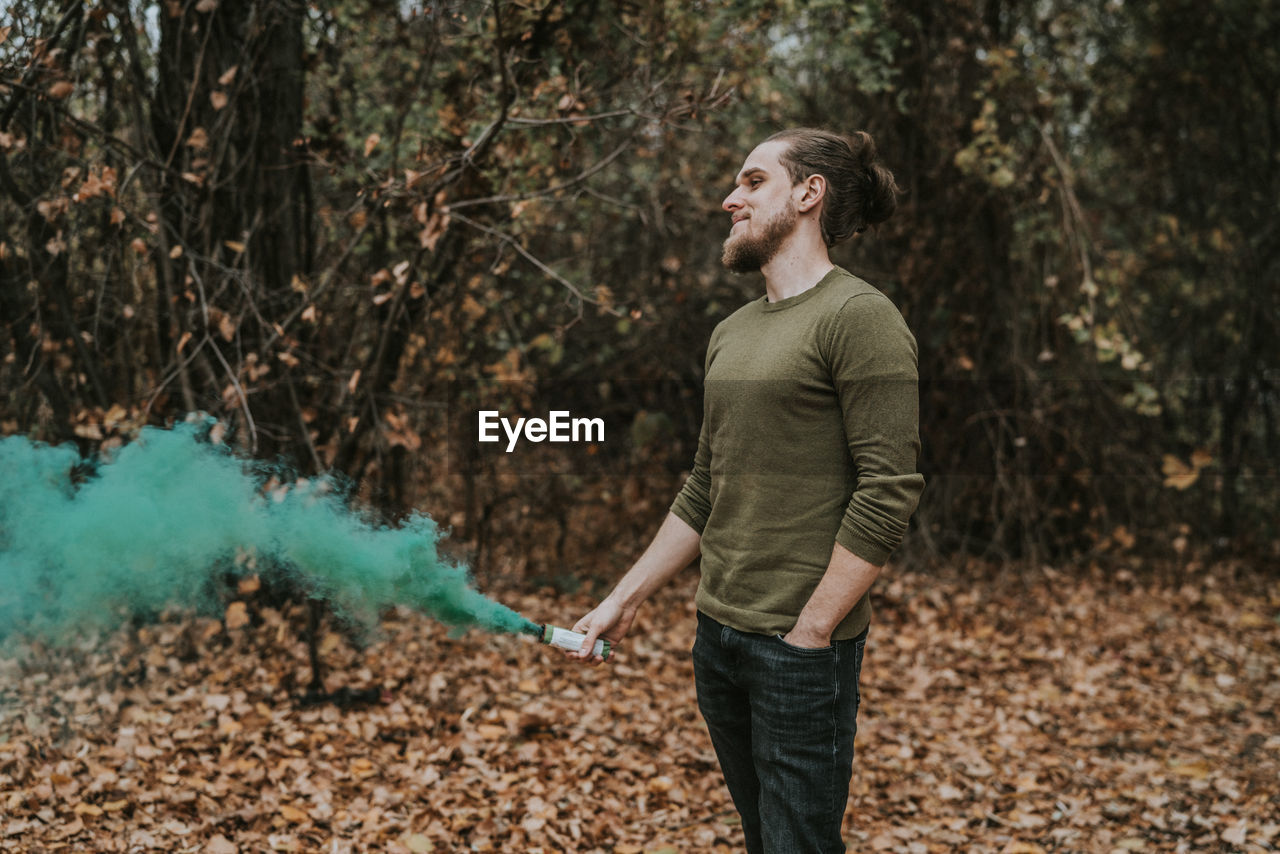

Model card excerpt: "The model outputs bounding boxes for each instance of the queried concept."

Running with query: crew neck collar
[759,266,844,312]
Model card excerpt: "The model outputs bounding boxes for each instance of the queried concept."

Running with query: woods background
[2,0,1276,576]
[3,3,1279,852]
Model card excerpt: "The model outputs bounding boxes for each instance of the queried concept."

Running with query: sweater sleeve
[669,416,712,534]
[827,294,924,566]
[669,325,720,534]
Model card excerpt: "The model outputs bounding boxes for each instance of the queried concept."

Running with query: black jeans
[693,611,867,854]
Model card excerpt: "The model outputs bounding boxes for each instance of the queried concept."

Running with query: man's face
[720,140,800,274]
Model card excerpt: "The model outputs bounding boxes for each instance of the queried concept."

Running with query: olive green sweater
[670,267,923,641]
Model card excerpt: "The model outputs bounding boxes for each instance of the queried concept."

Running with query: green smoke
[0,418,539,644]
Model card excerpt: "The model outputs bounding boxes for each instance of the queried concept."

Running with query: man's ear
[796,174,826,213]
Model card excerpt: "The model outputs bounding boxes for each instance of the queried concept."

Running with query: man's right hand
[561,512,702,667]
[566,596,636,666]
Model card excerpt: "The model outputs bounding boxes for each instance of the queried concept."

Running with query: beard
[720,201,798,274]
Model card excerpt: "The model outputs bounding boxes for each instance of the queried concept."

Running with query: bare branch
[507,109,636,126]
[445,134,635,211]
[449,210,619,314]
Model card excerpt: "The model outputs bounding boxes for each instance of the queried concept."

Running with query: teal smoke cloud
[0,418,537,643]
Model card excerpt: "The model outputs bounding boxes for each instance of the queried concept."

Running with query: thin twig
[507,109,635,126]
[1038,123,1094,303]
[258,209,374,356]
[449,210,616,314]
[445,135,635,211]
[207,330,258,454]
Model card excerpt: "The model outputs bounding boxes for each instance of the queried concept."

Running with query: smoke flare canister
[540,624,611,660]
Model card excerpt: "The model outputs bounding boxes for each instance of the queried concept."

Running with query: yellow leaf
[1238,612,1270,628]
[47,81,74,100]
[218,65,238,86]
[278,804,309,823]
[1170,759,1210,779]
[476,724,508,740]
[1161,455,1198,490]
[224,240,245,253]
[210,90,228,110]
[364,133,381,157]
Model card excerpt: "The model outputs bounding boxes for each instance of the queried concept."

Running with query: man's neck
[761,235,835,303]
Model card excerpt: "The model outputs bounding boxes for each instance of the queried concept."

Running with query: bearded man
[571,128,924,853]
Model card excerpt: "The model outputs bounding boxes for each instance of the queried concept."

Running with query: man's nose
[723,190,742,212]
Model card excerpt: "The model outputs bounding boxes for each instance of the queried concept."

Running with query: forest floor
[1,560,1277,853]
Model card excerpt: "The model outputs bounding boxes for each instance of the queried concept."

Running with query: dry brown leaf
[224,601,249,630]
[278,804,309,823]
[207,835,238,854]
[1161,454,1198,489]
[999,843,1046,854]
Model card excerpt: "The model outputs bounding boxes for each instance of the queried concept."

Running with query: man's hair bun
[766,127,901,246]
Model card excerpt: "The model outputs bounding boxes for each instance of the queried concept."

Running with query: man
[571,128,924,853]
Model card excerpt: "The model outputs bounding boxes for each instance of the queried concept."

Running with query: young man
[571,128,924,853]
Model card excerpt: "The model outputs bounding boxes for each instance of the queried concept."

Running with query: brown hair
[765,127,900,246]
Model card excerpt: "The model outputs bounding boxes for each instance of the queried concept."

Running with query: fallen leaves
[0,562,1276,852]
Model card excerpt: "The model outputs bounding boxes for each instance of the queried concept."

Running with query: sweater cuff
[669,496,709,536]
[835,526,891,568]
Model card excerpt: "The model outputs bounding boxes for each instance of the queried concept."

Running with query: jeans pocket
[774,634,836,655]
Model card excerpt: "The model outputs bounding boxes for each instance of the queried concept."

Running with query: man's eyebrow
[735,167,767,183]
